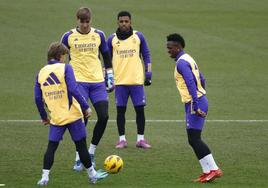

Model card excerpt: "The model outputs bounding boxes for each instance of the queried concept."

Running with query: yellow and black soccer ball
[104,155,123,174]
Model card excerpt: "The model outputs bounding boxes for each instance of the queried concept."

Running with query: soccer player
[107,11,152,149]
[34,42,108,185]
[166,33,223,183]
[61,7,114,170]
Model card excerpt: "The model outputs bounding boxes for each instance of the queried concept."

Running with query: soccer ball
[104,155,123,174]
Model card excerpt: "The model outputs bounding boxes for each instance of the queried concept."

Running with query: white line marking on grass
[0,119,268,123]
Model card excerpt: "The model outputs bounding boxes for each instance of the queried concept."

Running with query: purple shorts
[115,85,146,107]
[78,82,108,104]
[184,95,208,130]
[49,118,87,142]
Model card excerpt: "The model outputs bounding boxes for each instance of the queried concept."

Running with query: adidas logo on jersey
[43,72,61,86]
[116,41,120,47]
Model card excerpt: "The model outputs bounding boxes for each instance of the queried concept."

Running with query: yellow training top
[109,31,144,85]
[174,53,206,103]
[61,27,108,83]
[38,63,83,125]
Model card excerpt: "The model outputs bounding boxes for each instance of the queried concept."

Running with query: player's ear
[175,43,182,50]
[59,54,66,63]
[178,45,183,52]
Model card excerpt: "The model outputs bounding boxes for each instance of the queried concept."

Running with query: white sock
[75,151,80,161]
[86,166,97,177]
[137,134,144,142]
[203,154,219,171]
[42,169,50,179]
[199,158,210,173]
[88,143,96,155]
[119,135,126,141]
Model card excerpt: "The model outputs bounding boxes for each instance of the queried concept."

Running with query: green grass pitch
[0,0,268,187]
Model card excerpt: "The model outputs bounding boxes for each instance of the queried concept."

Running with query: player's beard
[120,26,128,32]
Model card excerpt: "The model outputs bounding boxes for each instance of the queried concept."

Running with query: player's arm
[98,31,112,69]
[107,35,115,59]
[199,72,206,89]
[60,32,72,63]
[60,31,72,49]
[177,60,206,117]
[64,64,92,118]
[136,32,152,86]
[98,31,114,92]
[34,75,50,125]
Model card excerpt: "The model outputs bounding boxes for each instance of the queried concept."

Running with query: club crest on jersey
[74,38,78,41]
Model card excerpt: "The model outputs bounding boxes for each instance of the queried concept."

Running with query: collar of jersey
[48,60,60,65]
[175,50,185,61]
[76,27,91,35]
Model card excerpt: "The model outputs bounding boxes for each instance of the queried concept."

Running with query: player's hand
[83,108,92,118]
[42,118,50,125]
[106,69,115,92]
[192,101,207,117]
[144,72,152,86]
[144,79,152,86]
[196,109,207,117]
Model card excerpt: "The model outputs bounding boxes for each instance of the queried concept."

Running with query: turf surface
[0,0,267,187]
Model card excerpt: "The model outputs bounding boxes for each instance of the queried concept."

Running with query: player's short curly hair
[117,11,131,20]
[76,7,92,21]
[166,33,185,48]
[47,42,69,61]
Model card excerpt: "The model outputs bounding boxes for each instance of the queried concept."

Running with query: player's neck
[77,27,91,34]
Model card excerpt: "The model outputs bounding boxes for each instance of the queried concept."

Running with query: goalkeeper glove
[105,69,114,92]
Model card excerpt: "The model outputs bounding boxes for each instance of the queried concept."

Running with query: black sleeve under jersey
[102,51,112,69]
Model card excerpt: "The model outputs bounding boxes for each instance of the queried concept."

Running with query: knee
[134,106,145,117]
[94,101,109,121]
[188,137,195,147]
[75,138,87,152]
[188,137,200,148]
[98,112,109,122]
[46,141,59,154]
[117,106,126,115]
[102,114,109,122]
[134,105,144,113]
[187,129,201,147]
